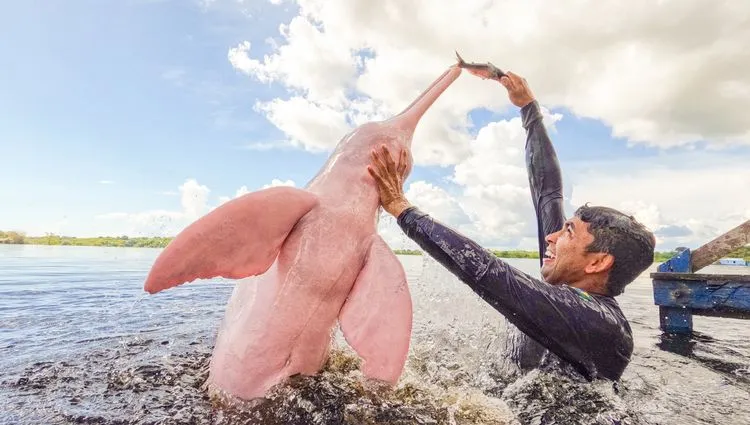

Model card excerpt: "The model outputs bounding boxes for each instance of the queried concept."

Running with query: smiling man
[367,71,656,382]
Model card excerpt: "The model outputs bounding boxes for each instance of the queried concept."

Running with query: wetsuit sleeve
[396,208,619,380]
[521,101,566,267]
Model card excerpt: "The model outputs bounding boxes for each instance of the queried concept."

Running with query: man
[367,71,656,382]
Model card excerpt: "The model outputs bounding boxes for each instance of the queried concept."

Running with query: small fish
[455,51,507,80]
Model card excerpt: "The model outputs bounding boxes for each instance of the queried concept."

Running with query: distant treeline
[386,247,750,261]
[0,231,172,248]
[2,231,749,261]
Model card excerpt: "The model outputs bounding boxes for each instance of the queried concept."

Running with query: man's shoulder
[561,286,632,332]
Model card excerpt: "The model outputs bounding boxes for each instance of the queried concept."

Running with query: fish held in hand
[455,51,507,81]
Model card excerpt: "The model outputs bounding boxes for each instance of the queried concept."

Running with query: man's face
[541,217,597,285]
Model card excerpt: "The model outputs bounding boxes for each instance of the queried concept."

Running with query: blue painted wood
[657,248,691,273]
[659,306,693,334]
[652,279,750,312]
[651,272,750,282]
[651,222,750,334]
[652,276,750,333]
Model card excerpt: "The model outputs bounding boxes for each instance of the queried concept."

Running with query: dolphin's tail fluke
[338,235,412,384]
[143,186,319,294]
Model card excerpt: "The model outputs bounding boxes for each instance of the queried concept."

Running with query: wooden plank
[690,219,750,272]
[652,280,750,312]
[650,272,750,282]
[692,308,750,321]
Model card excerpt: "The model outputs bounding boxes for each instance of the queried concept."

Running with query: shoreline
[2,233,748,262]
[0,232,750,263]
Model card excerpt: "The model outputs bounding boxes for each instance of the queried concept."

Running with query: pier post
[658,306,693,334]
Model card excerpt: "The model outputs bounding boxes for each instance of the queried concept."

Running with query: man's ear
[585,253,614,275]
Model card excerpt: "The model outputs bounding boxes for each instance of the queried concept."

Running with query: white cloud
[220,0,749,253]
[96,178,211,237]
[217,179,296,205]
[376,108,567,250]
[96,178,301,237]
[95,209,187,237]
[255,96,353,152]
[95,1,750,251]
[230,0,750,159]
[99,180,115,185]
[180,179,211,220]
[568,154,750,249]
[228,16,358,105]
[262,179,296,189]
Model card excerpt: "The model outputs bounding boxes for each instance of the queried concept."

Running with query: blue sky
[2,0,749,250]
[2,1,313,230]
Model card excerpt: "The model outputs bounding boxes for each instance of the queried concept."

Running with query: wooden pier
[651,219,750,334]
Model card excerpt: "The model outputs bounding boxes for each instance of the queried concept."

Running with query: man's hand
[367,145,412,217]
[499,71,536,108]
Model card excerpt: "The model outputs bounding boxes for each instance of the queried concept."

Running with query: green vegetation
[654,246,750,263]
[0,230,25,244]
[3,230,749,262]
[491,250,540,259]
[1,232,173,248]
[654,249,681,263]
[393,249,422,255]
[731,246,750,261]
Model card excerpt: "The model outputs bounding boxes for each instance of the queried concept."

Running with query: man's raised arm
[498,72,567,265]
[522,100,566,265]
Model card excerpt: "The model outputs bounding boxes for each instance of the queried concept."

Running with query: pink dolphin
[142,60,463,401]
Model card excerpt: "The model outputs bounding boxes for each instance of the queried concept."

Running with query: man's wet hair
[574,204,656,296]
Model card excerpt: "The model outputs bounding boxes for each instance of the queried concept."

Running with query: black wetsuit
[397,101,633,381]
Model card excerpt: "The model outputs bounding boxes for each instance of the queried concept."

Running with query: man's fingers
[367,165,387,187]
[370,150,397,189]
[499,76,512,89]
[380,145,397,174]
[371,150,388,173]
[396,149,408,176]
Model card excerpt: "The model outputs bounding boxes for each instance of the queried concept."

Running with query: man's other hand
[499,71,536,108]
[367,145,412,218]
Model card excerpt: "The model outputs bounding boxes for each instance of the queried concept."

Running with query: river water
[1,244,748,424]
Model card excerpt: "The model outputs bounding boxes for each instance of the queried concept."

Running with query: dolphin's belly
[208,207,374,400]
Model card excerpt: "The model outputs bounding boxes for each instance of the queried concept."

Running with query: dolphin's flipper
[143,186,318,294]
[338,235,413,384]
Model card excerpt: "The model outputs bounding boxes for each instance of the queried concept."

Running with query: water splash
[1,338,519,425]
[128,292,147,312]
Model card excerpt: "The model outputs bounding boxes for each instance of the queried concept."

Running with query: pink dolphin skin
[142,61,463,401]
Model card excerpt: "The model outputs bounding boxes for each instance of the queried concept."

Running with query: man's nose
[545,232,558,244]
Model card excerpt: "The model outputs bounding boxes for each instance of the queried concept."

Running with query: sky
[1,0,749,252]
